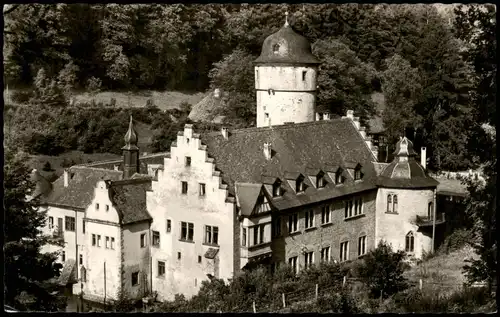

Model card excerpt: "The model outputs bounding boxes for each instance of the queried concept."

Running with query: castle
[35,15,445,304]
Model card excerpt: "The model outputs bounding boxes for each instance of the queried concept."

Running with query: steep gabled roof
[200,119,378,210]
[235,183,264,216]
[43,167,123,209]
[109,178,152,225]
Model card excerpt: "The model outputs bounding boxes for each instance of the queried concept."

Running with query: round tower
[254,12,320,127]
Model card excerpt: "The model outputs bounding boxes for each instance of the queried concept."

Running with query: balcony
[247,242,272,259]
[416,213,446,227]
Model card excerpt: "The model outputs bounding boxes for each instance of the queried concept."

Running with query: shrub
[355,240,409,299]
[87,77,102,95]
[11,90,34,104]
[438,228,474,254]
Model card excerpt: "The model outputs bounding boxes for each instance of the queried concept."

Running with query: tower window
[273,44,279,53]
[302,71,307,81]
[265,113,269,119]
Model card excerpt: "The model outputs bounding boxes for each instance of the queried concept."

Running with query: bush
[355,240,409,299]
[11,90,34,104]
[87,77,102,95]
[438,228,474,254]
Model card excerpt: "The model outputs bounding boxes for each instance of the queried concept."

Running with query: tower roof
[122,116,139,150]
[254,12,320,65]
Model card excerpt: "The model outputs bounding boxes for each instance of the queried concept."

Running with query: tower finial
[123,115,138,149]
[284,11,289,27]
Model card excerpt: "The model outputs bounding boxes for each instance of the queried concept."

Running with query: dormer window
[256,194,271,214]
[272,180,282,197]
[335,168,344,184]
[296,175,305,193]
[316,171,326,188]
[354,165,363,180]
[273,44,280,54]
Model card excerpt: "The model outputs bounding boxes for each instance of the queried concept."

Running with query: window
[181,181,188,194]
[344,200,353,218]
[354,198,363,216]
[273,216,282,237]
[304,252,314,269]
[181,222,194,241]
[205,226,219,245]
[265,112,269,119]
[111,237,115,250]
[97,235,101,247]
[79,254,83,265]
[106,205,109,212]
[49,216,54,229]
[199,183,206,196]
[140,233,147,248]
[428,202,434,219]
[198,256,202,263]
[354,166,362,180]
[166,219,172,233]
[96,203,99,210]
[321,205,331,224]
[387,194,393,213]
[253,226,258,245]
[105,236,110,249]
[288,256,298,273]
[177,252,182,260]
[158,261,165,277]
[335,169,344,184]
[272,180,282,197]
[242,228,247,246]
[152,231,160,247]
[393,195,398,213]
[131,272,139,286]
[305,210,315,229]
[302,70,307,81]
[288,213,298,233]
[259,224,265,244]
[321,247,330,262]
[185,156,191,167]
[340,241,349,262]
[256,195,271,213]
[273,43,280,53]
[92,234,96,246]
[296,176,305,193]
[83,221,85,234]
[405,232,414,253]
[316,172,325,188]
[358,236,367,257]
[62,251,65,262]
[65,216,75,232]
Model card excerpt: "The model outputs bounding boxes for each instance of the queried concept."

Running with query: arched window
[393,195,398,213]
[428,202,434,219]
[405,231,414,253]
[387,194,392,213]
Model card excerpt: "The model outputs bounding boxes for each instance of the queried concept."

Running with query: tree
[4,150,65,311]
[356,240,409,299]
[57,60,80,94]
[312,38,378,124]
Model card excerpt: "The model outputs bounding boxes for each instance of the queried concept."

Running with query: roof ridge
[110,178,151,186]
[79,152,169,167]
[70,166,123,173]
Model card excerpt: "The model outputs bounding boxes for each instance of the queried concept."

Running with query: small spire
[123,115,138,150]
[284,11,289,27]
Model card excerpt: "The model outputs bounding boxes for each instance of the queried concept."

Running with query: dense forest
[3,3,496,172]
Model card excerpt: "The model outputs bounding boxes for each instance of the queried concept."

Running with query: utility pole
[103,262,107,308]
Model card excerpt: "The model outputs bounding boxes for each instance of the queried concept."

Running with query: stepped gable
[200,119,378,210]
[377,137,439,189]
[108,178,152,225]
[42,167,122,209]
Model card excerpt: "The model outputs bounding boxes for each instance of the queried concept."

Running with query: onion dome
[254,12,320,65]
[377,137,439,188]
[122,116,139,150]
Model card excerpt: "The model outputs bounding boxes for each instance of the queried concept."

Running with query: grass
[73,90,205,111]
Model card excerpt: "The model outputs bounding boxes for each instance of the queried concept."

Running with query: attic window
[302,71,307,81]
[316,172,326,188]
[296,175,306,193]
[272,180,282,197]
[273,44,280,54]
[354,165,363,180]
[335,169,344,184]
[256,194,271,214]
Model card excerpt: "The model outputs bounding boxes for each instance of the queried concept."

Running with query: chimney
[421,147,427,170]
[64,169,69,187]
[264,143,272,160]
[346,110,354,119]
[315,113,321,121]
[323,112,331,120]
[114,165,119,171]
[214,88,221,98]
[221,127,228,139]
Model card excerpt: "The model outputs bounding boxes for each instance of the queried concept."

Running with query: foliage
[438,228,474,254]
[57,60,80,93]
[31,68,68,107]
[42,161,53,172]
[4,150,65,311]
[355,240,409,299]
[86,76,102,95]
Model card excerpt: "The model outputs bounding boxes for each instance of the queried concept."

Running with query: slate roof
[200,118,378,211]
[43,167,123,209]
[108,179,152,225]
[254,24,320,65]
[235,183,264,216]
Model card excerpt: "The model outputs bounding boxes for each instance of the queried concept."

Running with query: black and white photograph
[3,3,497,313]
